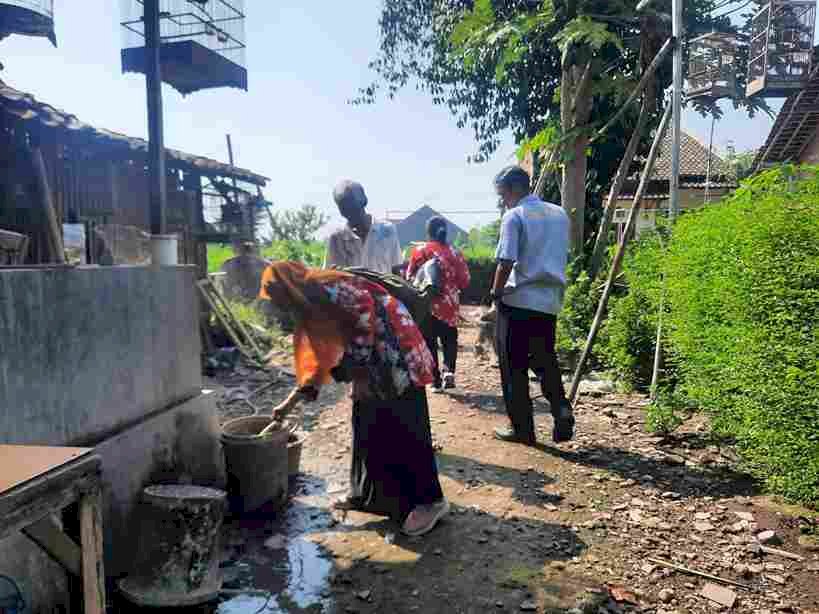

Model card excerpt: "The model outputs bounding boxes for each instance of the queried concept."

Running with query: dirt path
[212,322,819,614]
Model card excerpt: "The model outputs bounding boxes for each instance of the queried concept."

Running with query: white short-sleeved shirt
[324,219,403,274]
[495,195,569,315]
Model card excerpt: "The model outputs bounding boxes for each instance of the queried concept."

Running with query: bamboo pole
[591,37,673,143]
[568,101,672,403]
[31,147,66,264]
[649,281,665,400]
[588,96,651,281]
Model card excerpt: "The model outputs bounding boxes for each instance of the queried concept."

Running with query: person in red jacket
[406,217,471,390]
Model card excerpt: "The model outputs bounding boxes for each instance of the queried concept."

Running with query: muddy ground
[156,316,819,614]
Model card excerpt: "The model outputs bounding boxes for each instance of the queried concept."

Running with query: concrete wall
[96,391,225,577]
[0,266,202,446]
[0,266,222,612]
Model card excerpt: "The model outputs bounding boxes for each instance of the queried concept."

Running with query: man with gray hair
[324,180,403,274]
[489,165,574,446]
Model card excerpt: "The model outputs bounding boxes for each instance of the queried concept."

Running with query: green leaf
[553,16,625,63]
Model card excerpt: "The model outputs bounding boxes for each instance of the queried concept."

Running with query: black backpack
[343,267,433,326]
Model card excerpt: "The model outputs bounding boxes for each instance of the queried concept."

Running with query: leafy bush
[645,388,688,436]
[462,254,496,305]
[661,165,819,505]
[598,232,665,391]
[556,268,599,361]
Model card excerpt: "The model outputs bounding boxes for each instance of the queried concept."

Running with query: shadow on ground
[537,442,759,501]
[437,452,564,509]
[115,471,596,614]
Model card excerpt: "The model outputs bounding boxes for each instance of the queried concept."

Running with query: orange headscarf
[259,262,357,388]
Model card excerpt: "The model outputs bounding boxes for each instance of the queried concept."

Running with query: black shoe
[493,427,536,446]
[552,401,575,443]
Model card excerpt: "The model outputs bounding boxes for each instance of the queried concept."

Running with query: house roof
[652,130,733,181]
[0,79,268,186]
[754,61,819,168]
[392,206,467,247]
[618,129,736,200]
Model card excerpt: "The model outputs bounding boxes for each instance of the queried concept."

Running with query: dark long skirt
[349,386,444,522]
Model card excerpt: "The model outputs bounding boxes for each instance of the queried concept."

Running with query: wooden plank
[0,454,101,534]
[0,446,93,494]
[80,489,106,614]
[31,146,66,264]
[22,515,82,576]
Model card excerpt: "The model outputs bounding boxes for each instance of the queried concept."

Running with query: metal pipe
[145,0,167,235]
[669,0,683,220]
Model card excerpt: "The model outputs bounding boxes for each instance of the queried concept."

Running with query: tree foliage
[266,204,328,243]
[357,0,770,253]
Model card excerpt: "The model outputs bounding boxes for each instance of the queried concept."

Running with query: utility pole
[145,0,166,236]
[670,0,683,219]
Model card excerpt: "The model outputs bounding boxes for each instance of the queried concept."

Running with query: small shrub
[645,388,687,436]
[556,268,599,360]
[598,231,665,391]
[462,254,496,304]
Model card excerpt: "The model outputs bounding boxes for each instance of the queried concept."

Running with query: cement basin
[118,484,227,607]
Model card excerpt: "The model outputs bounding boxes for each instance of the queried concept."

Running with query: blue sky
[1,1,782,234]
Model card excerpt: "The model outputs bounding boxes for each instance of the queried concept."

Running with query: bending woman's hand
[271,386,317,421]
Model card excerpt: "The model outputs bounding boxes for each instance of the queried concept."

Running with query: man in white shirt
[489,165,574,446]
[324,180,403,274]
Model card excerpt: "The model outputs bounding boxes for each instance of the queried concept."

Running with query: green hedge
[462,255,496,305]
[604,165,819,506]
[598,233,665,390]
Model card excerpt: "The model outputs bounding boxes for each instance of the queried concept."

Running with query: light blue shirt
[495,195,569,315]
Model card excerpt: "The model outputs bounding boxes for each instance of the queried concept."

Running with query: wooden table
[0,445,106,614]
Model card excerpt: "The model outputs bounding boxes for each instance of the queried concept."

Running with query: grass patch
[207,241,325,274]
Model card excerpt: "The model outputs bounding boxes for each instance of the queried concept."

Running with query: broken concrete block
[700,582,737,608]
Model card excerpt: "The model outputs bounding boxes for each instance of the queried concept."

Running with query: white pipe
[670,0,683,220]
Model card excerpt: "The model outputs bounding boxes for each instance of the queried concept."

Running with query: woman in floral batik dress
[259,262,449,537]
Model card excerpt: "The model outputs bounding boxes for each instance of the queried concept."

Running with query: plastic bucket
[287,432,307,476]
[221,416,288,513]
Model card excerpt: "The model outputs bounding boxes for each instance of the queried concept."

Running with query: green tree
[724,142,757,181]
[266,204,329,243]
[357,0,768,255]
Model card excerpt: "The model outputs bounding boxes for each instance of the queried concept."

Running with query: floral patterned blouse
[406,241,471,328]
[323,276,435,399]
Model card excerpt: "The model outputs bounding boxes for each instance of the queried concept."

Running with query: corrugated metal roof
[755,60,819,168]
[0,79,268,186]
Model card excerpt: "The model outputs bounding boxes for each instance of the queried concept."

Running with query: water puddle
[215,476,336,614]
[121,476,337,614]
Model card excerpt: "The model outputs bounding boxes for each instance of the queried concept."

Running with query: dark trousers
[350,386,444,522]
[421,316,459,385]
[496,303,567,441]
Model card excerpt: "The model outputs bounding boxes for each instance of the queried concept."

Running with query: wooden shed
[0,78,268,272]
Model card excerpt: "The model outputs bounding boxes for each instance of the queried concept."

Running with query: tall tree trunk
[562,137,588,254]
[560,61,593,256]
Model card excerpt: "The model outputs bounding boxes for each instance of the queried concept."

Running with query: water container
[0,575,24,614]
